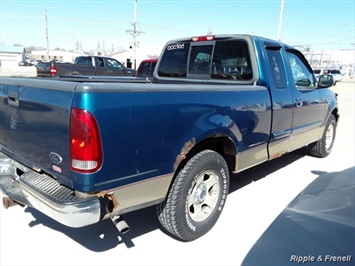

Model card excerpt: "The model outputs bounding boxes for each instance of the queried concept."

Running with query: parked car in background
[135,58,158,78]
[313,69,342,85]
[329,69,342,85]
[34,60,42,66]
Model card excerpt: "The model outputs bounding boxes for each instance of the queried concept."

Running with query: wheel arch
[173,133,238,180]
[331,107,339,123]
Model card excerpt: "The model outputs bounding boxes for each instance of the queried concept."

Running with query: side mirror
[318,74,334,88]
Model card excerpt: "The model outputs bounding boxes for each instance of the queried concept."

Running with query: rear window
[137,61,157,77]
[158,42,190,77]
[313,70,321,74]
[157,39,253,80]
[211,40,252,80]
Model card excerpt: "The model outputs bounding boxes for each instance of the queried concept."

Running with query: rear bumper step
[0,151,100,227]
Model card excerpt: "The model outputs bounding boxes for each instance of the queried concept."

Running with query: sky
[1,0,354,58]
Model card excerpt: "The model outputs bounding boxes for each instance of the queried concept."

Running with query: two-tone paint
[0,34,338,227]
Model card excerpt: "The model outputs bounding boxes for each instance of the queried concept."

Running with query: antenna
[126,0,144,69]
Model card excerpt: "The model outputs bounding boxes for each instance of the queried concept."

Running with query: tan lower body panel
[288,126,324,152]
[103,173,174,218]
[234,143,268,173]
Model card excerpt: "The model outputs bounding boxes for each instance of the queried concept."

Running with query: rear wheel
[309,114,337,158]
[157,150,229,241]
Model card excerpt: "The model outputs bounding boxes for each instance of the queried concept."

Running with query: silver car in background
[329,69,342,85]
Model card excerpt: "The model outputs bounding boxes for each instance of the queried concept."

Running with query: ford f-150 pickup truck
[36,55,136,77]
[0,34,338,242]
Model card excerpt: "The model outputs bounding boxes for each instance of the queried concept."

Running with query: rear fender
[172,115,241,174]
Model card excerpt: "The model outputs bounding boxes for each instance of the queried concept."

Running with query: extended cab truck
[0,35,338,242]
[36,56,136,77]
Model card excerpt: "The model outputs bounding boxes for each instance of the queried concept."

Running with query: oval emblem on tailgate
[49,152,62,164]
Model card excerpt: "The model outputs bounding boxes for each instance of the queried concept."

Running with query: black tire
[309,114,337,158]
[157,150,229,241]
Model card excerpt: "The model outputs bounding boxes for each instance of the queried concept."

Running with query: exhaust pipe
[2,196,19,209]
[111,215,130,234]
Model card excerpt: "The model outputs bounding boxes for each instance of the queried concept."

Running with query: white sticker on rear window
[167,43,185,50]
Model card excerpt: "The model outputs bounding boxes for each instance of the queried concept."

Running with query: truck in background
[36,56,136,77]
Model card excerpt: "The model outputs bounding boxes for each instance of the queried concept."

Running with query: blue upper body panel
[70,83,272,192]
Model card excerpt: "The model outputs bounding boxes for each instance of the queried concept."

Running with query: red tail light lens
[50,65,57,75]
[70,108,102,173]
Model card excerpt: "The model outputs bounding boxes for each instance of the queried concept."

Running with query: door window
[107,58,124,69]
[286,51,316,89]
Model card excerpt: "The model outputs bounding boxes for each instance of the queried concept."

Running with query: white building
[305,49,355,76]
[0,46,26,67]
[31,50,85,63]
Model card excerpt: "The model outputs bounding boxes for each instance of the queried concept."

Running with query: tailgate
[0,78,77,187]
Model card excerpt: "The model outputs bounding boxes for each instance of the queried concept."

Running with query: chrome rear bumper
[0,152,100,227]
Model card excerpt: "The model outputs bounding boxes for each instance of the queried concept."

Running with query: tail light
[50,65,57,75]
[191,35,215,42]
[70,108,102,173]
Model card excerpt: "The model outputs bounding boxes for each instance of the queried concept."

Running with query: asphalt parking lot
[0,78,354,266]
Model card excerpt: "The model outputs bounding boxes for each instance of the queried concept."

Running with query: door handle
[295,99,303,108]
[8,91,19,107]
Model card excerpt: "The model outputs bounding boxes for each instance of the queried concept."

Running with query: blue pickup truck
[0,34,338,241]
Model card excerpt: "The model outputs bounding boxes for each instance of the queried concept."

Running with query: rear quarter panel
[70,82,272,193]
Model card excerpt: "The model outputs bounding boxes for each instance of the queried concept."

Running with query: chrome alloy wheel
[187,170,220,222]
[325,123,334,151]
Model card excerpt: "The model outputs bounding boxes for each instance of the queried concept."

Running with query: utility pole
[126,0,143,69]
[276,0,284,41]
[45,9,49,61]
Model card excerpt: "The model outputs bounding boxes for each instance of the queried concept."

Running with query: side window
[107,59,124,69]
[287,51,316,89]
[96,58,104,67]
[211,40,253,80]
[266,49,287,88]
